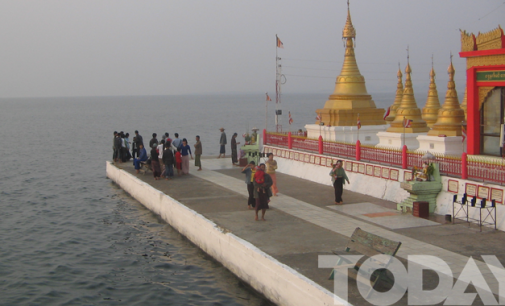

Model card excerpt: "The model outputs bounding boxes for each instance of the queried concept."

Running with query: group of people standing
[112,131,132,163]
[241,153,278,221]
[113,130,202,180]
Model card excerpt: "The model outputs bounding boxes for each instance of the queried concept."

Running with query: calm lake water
[0,93,395,305]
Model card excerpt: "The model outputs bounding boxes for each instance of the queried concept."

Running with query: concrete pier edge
[106,161,346,306]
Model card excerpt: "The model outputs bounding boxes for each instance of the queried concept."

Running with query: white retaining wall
[106,161,344,306]
[267,146,505,232]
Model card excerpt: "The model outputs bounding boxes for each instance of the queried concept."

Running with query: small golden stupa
[421,64,441,128]
[386,59,430,133]
[315,1,385,126]
[385,67,403,122]
[460,86,467,121]
[427,57,465,136]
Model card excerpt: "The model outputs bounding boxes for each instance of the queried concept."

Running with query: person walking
[330,160,350,204]
[241,161,256,209]
[180,138,193,175]
[217,128,226,158]
[253,163,272,221]
[194,135,202,171]
[231,133,240,166]
[265,153,278,196]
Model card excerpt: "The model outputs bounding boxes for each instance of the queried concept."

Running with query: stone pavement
[115,157,505,305]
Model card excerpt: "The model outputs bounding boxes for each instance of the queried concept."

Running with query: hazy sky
[0,0,503,98]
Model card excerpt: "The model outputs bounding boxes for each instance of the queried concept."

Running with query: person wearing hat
[231,133,240,165]
[217,128,227,158]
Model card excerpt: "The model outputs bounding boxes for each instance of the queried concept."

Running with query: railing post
[318,135,323,154]
[402,145,408,169]
[263,129,267,145]
[461,152,468,179]
[356,140,361,161]
[288,132,292,149]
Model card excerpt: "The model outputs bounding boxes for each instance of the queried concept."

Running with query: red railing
[361,145,402,166]
[291,136,319,152]
[264,131,505,185]
[467,156,505,185]
[324,141,356,159]
[265,133,289,147]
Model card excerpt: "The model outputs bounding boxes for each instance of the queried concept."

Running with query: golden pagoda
[428,57,465,136]
[421,64,441,128]
[460,86,467,120]
[315,1,385,126]
[385,67,403,122]
[387,59,430,133]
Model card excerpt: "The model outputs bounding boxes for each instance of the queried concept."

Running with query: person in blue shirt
[180,138,193,175]
[133,144,148,174]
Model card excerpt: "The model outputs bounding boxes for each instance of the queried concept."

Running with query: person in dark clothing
[134,130,144,157]
[231,133,240,165]
[162,141,175,180]
[253,163,273,221]
[113,131,118,161]
[114,132,122,163]
[149,133,158,149]
[150,144,161,180]
[241,161,256,209]
[329,160,350,204]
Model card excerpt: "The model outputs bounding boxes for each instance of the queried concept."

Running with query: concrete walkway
[115,158,505,305]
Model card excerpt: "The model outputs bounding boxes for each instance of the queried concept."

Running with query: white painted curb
[106,161,348,306]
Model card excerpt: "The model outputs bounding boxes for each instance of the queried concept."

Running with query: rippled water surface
[0,93,393,305]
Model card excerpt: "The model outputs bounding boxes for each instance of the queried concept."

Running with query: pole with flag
[357,113,361,142]
[275,35,284,132]
[288,111,293,129]
[383,107,390,121]
[402,117,412,147]
[265,93,272,131]
[316,113,322,137]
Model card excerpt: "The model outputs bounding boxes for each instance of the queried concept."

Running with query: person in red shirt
[175,148,182,176]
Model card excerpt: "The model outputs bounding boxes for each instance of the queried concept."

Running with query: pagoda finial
[342,0,356,39]
[428,52,466,137]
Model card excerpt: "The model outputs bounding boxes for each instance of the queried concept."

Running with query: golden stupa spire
[385,64,404,122]
[315,0,385,126]
[428,53,465,136]
[422,56,441,128]
[332,0,367,97]
[460,86,468,120]
[387,48,429,133]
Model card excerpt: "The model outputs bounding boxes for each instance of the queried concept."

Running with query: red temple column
[318,136,323,154]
